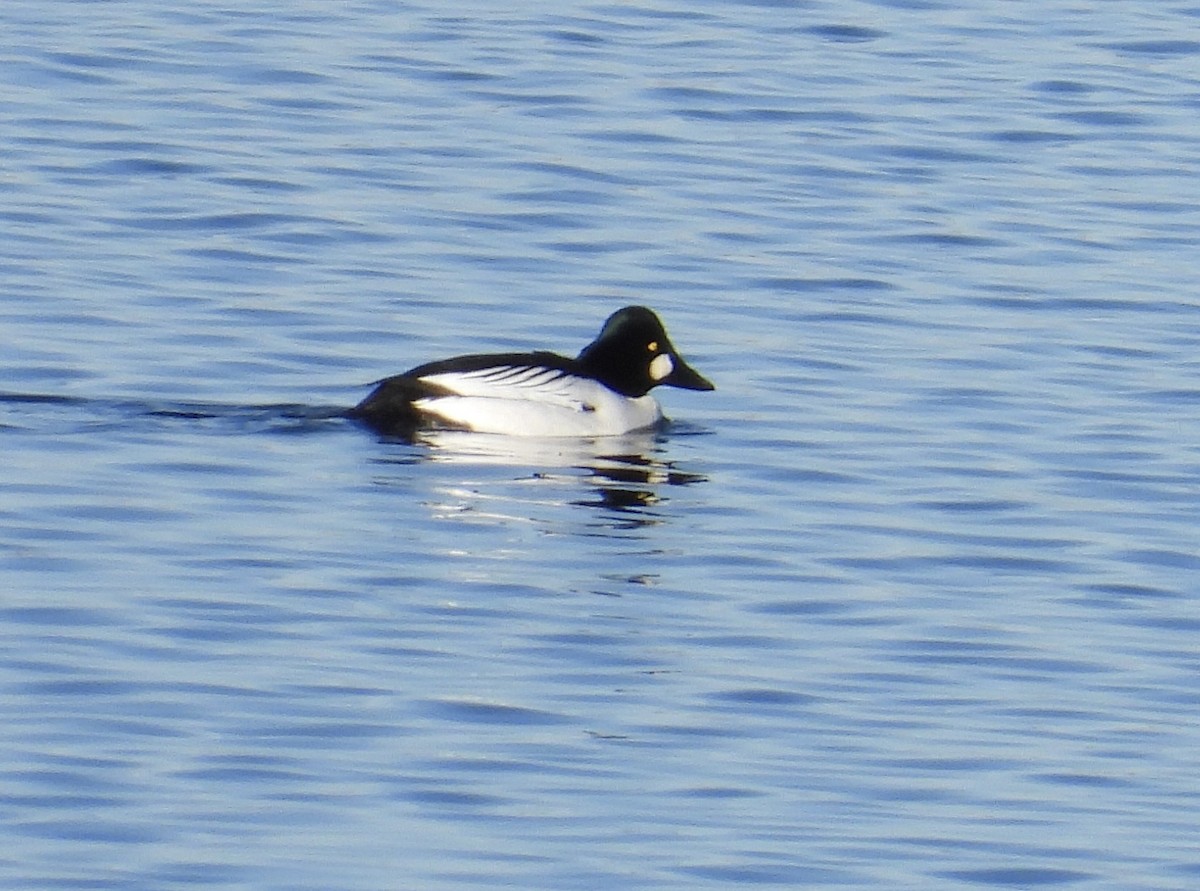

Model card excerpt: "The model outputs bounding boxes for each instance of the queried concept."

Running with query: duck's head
[577,306,715,398]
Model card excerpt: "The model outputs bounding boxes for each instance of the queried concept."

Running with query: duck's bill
[665,355,715,391]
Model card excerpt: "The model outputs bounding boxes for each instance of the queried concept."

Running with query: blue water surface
[3,2,1199,889]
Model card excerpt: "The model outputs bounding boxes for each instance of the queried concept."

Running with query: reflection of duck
[384,431,708,526]
[574,453,709,517]
[348,306,714,438]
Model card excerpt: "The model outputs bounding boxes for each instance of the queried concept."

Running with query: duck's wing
[411,352,586,407]
[348,352,591,436]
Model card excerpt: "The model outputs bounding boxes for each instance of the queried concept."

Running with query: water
[3,2,1199,888]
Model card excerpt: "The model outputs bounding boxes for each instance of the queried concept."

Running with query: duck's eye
[647,341,658,352]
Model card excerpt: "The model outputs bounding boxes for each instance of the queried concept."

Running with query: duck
[347,305,714,437]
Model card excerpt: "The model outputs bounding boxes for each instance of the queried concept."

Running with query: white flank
[414,366,664,436]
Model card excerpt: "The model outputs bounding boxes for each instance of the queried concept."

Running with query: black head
[576,306,715,398]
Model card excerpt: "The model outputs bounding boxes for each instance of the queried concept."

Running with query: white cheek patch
[649,352,674,382]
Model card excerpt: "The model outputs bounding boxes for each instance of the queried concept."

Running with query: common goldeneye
[348,305,714,437]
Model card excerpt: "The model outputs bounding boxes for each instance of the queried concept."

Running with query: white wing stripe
[475,366,561,386]
[421,366,582,405]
